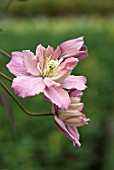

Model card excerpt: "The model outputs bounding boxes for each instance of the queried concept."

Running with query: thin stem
[0,49,11,58]
[0,71,12,82]
[0,80,53,117]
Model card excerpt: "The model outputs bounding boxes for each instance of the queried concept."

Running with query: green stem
[0,80,53,117]
[0,49,11,58]
[0,71,12,82]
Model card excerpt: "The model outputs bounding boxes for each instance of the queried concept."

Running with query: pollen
[42,59,58,77]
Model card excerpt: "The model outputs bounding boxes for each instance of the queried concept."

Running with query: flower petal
[69,89,83,98]
[36,44,45,71]
[66,126,80,146]
[61,75,87,90]
[44,45,54,58]
[59,37,84,53]
[59,37,88,61]
[74,45,88,62]
[12,76,45,98]
[54,115,81,147]
[51,57,78,83]
[6,52,28,76]
[23,50,40,76]
[44,78,60,88]
[51,46,61,60]
[44,86,71,110]
[60,57,79,71]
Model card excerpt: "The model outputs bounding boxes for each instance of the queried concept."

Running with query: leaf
[0,90,16,136]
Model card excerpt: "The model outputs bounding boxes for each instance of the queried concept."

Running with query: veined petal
[57,110,81,120]
[44,86,71,110]
[51,57,78,83]
[23,50,40,76]
[51,70,71,83]
[6,52,28,76]
[74,45,88,62]
[44,78,60,88]
[59,37,84,53]
[60,57,79,71]
[12,76,45,98]
[44,45,54,59]
[51,46,61,60]
[61,75,87,90]
[59,37,88,62]
[64,115,88,127]
[69,89,83,98]
[70,103,84,111]
[66,126,80,146]
[54,115,81,147]
[36,44,45,71]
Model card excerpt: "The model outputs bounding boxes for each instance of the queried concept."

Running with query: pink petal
[44,86,71,110]
[60,57,79,71]
[59,37,84,54]
[23,50,40,76]
[51,47,61,60]
[36,44,45,71]
[74,45,88,62]
[69,89,83,98]
[54,115,81,147]
[6,52,28,76]
[66,126,80,146]
[61,75,87,90]
[59,37,88,61]
[51,70,71,83]
[51,58,78,83]
[44,45,54,58]
[44,78,60,88]
[12,76,45,98]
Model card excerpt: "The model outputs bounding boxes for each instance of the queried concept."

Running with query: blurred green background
[0,0,114,170]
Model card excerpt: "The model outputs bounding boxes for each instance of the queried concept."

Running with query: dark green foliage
[0,16,114,170]
[2,0,114,16]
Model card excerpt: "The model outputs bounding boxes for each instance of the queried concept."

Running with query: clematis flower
[53,89,89,146]
[6,37,87,110]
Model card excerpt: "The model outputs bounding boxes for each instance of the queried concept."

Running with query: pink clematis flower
[6,37,87,110]
[53,89,89,147]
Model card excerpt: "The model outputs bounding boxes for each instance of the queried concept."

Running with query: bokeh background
[0,0,114,170]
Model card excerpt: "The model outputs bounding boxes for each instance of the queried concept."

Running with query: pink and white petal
[59,37,84,54]
[44,86,71,110]
[36,44,45,70]
[61,75,87,90]
[23,50,40,76]
[54,115,81,147]
[51,70,71,83]
[44,77,60,88]
[44,45,54,58]
[12,76,45,98]
[51,46,61,60]
[66,126,81,146]
[60,57,79,71]
[6,52,28,76]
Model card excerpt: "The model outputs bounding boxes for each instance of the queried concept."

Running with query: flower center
[42,59,58,77]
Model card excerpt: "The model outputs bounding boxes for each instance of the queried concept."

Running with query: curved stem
[0,71,12,82]
[0,49,11,58]
[0,80,53,117]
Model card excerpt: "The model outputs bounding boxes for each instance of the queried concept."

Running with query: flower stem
[0,71,12,82]
[0,49,11,58]
[0,80,53,117]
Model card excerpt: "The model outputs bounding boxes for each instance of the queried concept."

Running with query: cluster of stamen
[42,59,58,77]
